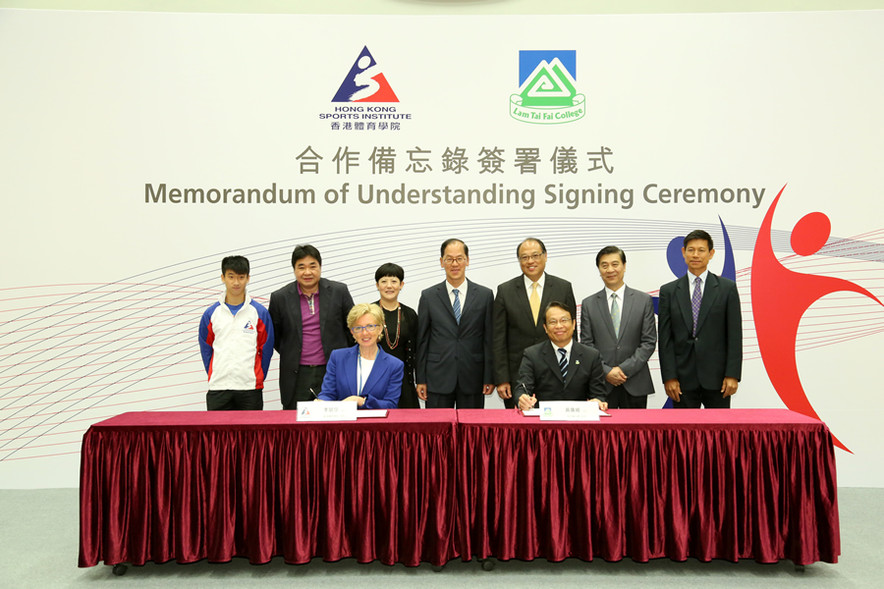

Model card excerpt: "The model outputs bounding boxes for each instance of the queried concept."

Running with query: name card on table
[296,401,358,421]
[539,400,601,421]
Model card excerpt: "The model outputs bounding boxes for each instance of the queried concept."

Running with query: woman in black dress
[374,263,420,408]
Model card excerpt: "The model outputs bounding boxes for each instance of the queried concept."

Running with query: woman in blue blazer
[317,303,404,409]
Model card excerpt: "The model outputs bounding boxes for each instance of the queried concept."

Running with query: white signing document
[296,400,358,421]
[357,409,388,419]
[537,400,605,421]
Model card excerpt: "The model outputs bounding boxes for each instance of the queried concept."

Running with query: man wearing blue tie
[658,230,742,408]
[416,239,495,408]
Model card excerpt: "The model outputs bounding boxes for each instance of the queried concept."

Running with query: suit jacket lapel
[341,347,358,392]
[617,287,634,340]
[436,282,457,323]
[594,291,617,340]
[696,273,720,334]
[360,348,387,397]
[317,278,329,333]
[459,278,476,319]
[536,275,553,327]
[513,278,536,326]
[676,275,694,334]
[542,343,564,383]
[291,282,304,343]
[565,345,586,387]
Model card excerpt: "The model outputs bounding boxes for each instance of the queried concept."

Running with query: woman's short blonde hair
[347,303,385,332]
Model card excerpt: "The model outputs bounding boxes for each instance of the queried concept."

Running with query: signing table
[456,408,840,565]
[79,410,458,567]
[79,408,839,569]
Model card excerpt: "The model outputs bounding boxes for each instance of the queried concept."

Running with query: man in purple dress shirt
[269,244,354,409]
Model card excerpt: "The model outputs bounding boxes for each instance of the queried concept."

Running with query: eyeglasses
[545,318,572,327]
[351,324,381,334]
[443,256,467,265]
[519,253,545,262]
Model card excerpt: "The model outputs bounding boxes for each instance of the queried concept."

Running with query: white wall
[0,4,882,488]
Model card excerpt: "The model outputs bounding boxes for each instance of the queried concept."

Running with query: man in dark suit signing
[658,230,742,408]
[416,238,494,409]
[516,301,608,411]
[493,237,576,408]
[269,244,354,409]
[580,245,657,408]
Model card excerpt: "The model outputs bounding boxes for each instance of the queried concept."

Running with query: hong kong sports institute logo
[510,50,585,124]
[332,46,399,102]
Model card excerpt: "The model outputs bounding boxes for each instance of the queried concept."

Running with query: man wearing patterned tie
[580,246,657,408]
[515,301,607,411]
[416,239,495,408]
[658,230,742,408]
[492,238,576,408]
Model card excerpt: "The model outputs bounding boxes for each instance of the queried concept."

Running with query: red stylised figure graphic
[753,186,884,452]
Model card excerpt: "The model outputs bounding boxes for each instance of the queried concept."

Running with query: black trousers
[673,386,731,408]
[283,364,327,410]
[427,382,485,409]
[206,389,263,410]
[606,386,648,409]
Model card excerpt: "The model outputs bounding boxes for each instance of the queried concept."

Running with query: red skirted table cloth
[455,408,839,565]
[79,409,458,567]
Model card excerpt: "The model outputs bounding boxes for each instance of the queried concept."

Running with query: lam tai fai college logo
[510,50,585,125]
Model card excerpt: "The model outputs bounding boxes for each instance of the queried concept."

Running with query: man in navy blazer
[269,244,354,410]
[416,239,494,408]
[493,238,576,408]
[580,246,657,408]
[658,230,742,408]
[318,345,403,410]
[516,301,608,410]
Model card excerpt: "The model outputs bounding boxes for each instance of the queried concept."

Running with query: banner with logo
[1,9,882,487]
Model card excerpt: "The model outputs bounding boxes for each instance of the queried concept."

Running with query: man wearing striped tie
[515,301,608,411]
[658,230,742,408]
[416,239,495,408]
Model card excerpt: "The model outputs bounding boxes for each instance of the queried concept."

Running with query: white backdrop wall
[1,8,882,488]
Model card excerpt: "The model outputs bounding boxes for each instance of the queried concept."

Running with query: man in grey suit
[493,238,576,408]
[269,244,354,410]
[580,245,657,408]
[658,230,742,408]
[416,239,494,409]
[516,301,608,411]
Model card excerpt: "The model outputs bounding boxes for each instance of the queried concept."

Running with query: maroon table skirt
[456,408,840,565]
[79,410,458,567]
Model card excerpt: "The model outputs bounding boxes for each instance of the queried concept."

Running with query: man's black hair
[595,245,626,267]
[440,238,468,258]
[221,255,250,275]
[683,230,713,250]
[291,244,322,267]
[542,300,574,324]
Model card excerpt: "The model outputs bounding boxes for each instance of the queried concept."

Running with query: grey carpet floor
[1,487,880,588]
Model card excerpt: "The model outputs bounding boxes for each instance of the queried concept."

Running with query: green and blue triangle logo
[510,50,586,124]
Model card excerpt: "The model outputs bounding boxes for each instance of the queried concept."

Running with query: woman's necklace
[383,306,401,349]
